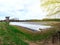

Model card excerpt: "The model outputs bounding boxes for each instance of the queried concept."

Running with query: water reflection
[10,22,51,31]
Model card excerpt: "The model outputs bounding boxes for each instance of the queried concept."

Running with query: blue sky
[0,0,47,20]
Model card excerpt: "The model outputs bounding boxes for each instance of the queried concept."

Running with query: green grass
[0,22,29,45]
[0,22,59,45]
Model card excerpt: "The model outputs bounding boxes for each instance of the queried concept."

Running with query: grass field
[0,22,60,45]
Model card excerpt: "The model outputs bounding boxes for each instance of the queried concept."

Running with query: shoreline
[11,25,40,32]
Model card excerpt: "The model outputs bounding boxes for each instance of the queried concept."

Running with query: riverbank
[12,22,60,45]
[0,22,60,45]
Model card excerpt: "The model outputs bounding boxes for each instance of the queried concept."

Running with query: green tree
[41,0,60,17]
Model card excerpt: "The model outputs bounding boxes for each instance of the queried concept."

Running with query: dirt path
[24,40,38,45]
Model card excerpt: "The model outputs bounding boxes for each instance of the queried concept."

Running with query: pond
[10,22,51,31]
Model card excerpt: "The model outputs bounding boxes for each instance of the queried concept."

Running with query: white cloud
[0,0,46,20]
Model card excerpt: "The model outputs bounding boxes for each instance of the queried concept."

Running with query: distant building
[10,18,19,20]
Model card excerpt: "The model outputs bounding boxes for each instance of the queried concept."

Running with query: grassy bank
[0,22,29,45]
[0,22,60,45]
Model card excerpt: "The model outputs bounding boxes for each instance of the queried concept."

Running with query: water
[10,22,51,31]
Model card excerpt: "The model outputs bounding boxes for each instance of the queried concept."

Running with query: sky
[0,0,47,20]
